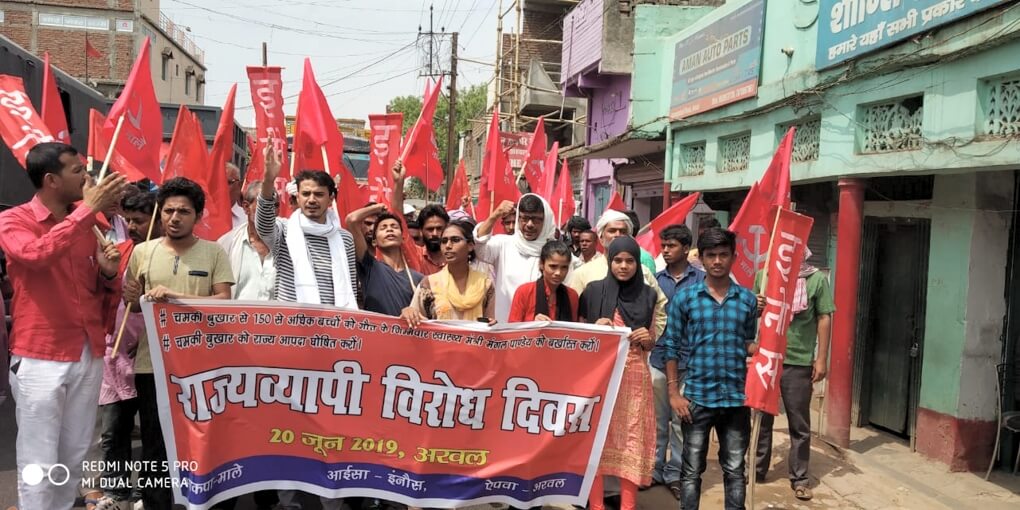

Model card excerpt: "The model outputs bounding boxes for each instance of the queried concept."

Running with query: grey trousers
[754,364,813,487]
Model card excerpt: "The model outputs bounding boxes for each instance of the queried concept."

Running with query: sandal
[794,486,813,501]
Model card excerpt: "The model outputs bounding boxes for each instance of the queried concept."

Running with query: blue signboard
[816,0,1011,69]
[670,0,766,120]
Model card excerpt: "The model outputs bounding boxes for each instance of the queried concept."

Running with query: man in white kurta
[473,193,558,323]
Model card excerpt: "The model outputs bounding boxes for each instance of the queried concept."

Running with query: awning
[560,130,666,160]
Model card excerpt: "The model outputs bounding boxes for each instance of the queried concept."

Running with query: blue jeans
[680,404,750,510]
[650,365,684,484]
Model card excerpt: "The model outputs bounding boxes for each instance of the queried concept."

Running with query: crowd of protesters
[0,142,833,510]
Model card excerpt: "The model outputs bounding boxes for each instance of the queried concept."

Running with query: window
[678,141,706,176]
[161,55,169,81]
[719,132,752,173]
[185,74,191,95]
[196,80,203,101]
[858,95,924,153]
[981,74,1020,138]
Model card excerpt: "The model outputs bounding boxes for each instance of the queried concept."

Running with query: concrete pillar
[825,178,866,448]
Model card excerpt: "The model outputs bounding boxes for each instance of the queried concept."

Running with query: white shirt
[218,224,276,300]
[231,203,247,230]
[472,232,544,323]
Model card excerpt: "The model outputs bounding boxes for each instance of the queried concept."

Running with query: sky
[160,0,503,127]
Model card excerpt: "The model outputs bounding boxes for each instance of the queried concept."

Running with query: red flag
[522,116,546,192]
[246,66,289,188]
[538,141,559,200]
[478,109,518,221]
[85,38,102,58]
[293,59,345,176]
[607,191,626,212]
[206,84,237,238]
[88,108,109,162]
[164,107,230,240]
[401,77,444,191]
[729,127,794,287]
[446,159,470,211]
[635,192,701,258]
[551,159,575,228]
[0,75,55,168]
[40,53,69,144]
[744,208,813,415]
[103,37,161,183]
[366,113,403,204]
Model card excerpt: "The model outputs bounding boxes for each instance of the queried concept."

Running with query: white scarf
[285,209,357,308]
[512,193,557,257]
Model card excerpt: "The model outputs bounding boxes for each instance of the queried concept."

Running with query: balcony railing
[158,12,205,65]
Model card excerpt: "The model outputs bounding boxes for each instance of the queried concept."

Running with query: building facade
[0,0,206,104]
[639,0,1020,471]
[560,0,722,225]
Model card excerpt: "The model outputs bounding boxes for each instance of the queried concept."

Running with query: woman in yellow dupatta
[401,220,496,325]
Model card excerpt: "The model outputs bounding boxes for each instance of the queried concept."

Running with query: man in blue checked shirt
[664,228,758,510]
[649,224,704,500]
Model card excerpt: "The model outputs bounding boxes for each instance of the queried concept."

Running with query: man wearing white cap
[567,209,668,336]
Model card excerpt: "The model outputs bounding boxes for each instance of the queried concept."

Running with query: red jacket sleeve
[508,282,533,323]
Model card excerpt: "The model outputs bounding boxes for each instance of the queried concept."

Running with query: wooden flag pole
[747,208,784,508]
[557,198,563,231]
[111,205,160,359]
[96,115,125,183]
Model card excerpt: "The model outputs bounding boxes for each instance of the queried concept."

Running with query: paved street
[2,395,1019,509]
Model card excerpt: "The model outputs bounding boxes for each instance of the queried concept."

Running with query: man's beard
[425,238,442,253]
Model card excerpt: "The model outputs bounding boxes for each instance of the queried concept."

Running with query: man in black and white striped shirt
[255,145,358,309]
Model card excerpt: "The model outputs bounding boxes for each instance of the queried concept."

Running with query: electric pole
[445,32,458,187]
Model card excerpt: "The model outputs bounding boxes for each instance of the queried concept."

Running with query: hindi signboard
[669,0,766,120]
[816,0,1011,69]
[141,300,628,510]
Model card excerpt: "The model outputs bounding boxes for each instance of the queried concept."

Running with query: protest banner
[141,300,629,510]
[744,207,814,415]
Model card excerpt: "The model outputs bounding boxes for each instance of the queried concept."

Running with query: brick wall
[3,0,132,11]
[0,9,33,49]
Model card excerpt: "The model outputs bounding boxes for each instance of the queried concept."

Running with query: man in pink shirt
[0,142,127,510]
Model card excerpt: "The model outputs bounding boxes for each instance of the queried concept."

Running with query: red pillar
[663,181,672,208]
[825,178,866,448]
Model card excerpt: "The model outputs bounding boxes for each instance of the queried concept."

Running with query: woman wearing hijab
[400,220,496,325]
[579,237,665,510]
[473,194,563,323]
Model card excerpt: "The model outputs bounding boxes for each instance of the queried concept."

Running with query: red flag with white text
[400,77,444,191]
[246,66,289,193]
[366,113,403,204]
[40,53,69,144]
[104,37,161,183]
[522,116,546,193]
[635,192,701,258]
[446,159,470,212]
[744,208,813,415]
[0,75,55,168]
[729,127,794,287]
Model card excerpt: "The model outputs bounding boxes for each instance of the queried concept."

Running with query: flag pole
[747,207,784,508]
[111,205,161,359]
[557,198,563,231]
[96,114,125,183]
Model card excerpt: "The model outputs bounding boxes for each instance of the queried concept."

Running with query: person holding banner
[752,249,834,501]
[122,177,235,510]
[0,143,128,510]
[649,224,704,499]
[255,144,359,309]
[508,240,578,322]
[577,236,661,510]
[473,195,559,323]
[664,228,758,510]
[401,220,496,325]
